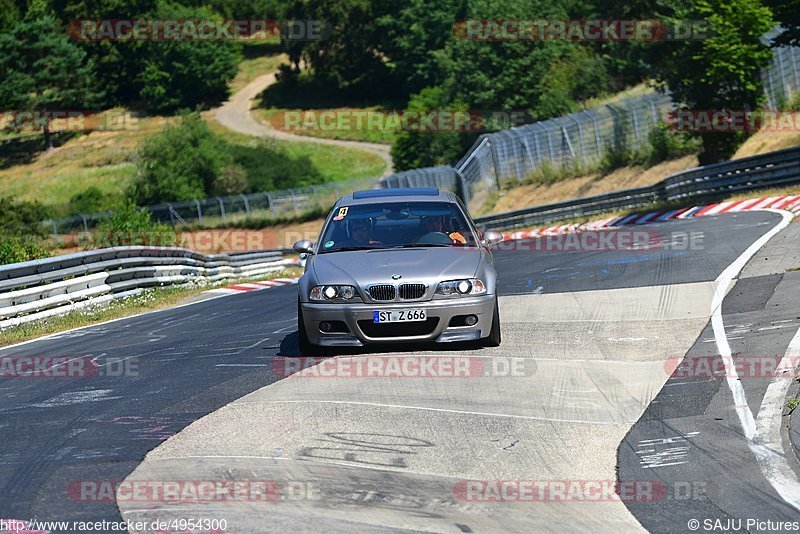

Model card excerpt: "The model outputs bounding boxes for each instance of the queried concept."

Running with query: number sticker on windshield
[333,206,349,221]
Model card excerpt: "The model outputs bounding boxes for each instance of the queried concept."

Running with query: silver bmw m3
[293,188,504,354]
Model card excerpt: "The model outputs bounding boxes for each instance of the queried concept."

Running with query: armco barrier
[0,247,296,330]
[473,145,800,230]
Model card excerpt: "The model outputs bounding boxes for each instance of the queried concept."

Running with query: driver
[421,215,467,244]
[346,217,382,246]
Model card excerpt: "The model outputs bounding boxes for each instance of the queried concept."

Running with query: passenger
[421,215,467,244]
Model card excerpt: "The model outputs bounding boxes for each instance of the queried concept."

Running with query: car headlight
[435,279,486,296]
[310,285,357,301]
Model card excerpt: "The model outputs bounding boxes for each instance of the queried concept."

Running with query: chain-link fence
[762,43,800,109]
[379,92,674,210]
[48,177,377,237]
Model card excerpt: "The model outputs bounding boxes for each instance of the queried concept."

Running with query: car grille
[358,318,439,338]
[399,283,426,300]
[368,284,396,301]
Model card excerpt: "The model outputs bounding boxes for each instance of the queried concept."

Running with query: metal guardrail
[0,247,296,329]
[473,145,800,230]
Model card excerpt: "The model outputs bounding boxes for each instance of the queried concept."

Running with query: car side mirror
[481,231,504,247]
[293,240,314,254]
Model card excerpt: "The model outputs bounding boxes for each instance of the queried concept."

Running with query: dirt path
[215,71,394,175]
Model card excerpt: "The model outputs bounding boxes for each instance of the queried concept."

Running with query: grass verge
[0,266,302,348]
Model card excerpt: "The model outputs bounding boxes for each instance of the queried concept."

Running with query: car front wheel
[297,301,315,355]
[483,297,501,347]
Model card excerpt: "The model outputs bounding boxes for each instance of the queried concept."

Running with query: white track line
[711,208,800,511]
[752,326,800,511]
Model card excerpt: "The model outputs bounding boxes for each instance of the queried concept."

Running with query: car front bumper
[300,295,496,346]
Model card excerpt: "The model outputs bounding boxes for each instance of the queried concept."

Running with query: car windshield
[317,201,478,253]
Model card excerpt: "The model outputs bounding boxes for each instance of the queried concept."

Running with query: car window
[317,201,478,252]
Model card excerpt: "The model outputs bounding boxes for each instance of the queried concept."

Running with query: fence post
[454,168,470,206]
[167,203,175,226]
[51,220,58,241]
[487,137,502,189]
[194,199,203,224]
[80,215,89,232]
[240,194,251,214]
[582,110,602,160]
[216,197,226,222]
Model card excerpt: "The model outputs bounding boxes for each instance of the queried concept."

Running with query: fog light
[319,321,332,332]
[465,315,478,326]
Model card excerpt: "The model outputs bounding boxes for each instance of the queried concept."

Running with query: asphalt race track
[1,210,799,533]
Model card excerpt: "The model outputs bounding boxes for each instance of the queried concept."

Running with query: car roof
[336,188,458,207]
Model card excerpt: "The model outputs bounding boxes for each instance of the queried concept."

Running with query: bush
[0,234,49,264]
[213,165,248,196]
[69,186,117,215]
[226,139,322,191]
[0,197,51,264]
[133,112,233,205]
[92,201,178,248]
[647,123,699,165]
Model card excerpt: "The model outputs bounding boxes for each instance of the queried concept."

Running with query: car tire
[297,301,316,355]
[483,297,501,347]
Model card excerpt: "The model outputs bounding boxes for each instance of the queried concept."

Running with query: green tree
[50,0,158,107]
[136,1,240,113]
[376,0,463,95]
[762,0,800,47]
[0,0,22,31]
[132,113,233,204]
[281,0,392,92]
[391,86,471,170]
[654,0,774,163]
[0,12,101,149]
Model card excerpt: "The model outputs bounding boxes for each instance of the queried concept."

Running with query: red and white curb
[501,194,800,240]
[206,277,299,295]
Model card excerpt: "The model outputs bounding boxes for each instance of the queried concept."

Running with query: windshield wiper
[326,246,385,252]
[390,243,452,248]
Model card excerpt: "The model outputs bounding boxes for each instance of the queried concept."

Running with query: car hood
[310,247,482,285]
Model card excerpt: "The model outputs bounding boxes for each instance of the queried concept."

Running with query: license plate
[373,309,427,323]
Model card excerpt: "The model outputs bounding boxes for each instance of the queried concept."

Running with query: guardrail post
[487,137,502,189]
[216,197,226,222]
[194,200,203,224]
